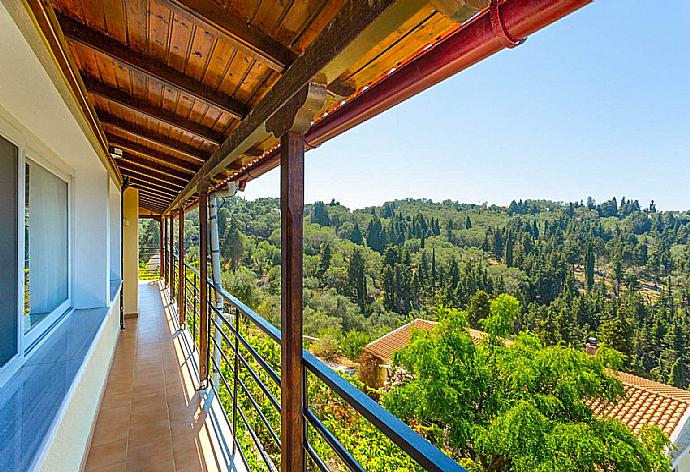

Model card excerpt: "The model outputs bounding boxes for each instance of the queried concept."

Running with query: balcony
[84,258,462,471]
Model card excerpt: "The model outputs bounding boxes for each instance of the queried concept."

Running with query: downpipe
[209,182,239,388]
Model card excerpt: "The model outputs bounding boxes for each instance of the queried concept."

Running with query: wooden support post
[178,207,186,326]
[267,82,326,472]
[198,182,210,386]
[169,214,175,296]
[159,217,165,279]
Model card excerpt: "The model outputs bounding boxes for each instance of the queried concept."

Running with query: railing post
[159,216,165,279]
[169,213,175,298]
[232,307,239,453]
[267,81,326,472]
[198,181,210,387]
[178,206,185,326]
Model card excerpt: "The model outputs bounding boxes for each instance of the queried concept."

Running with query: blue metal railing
[171,258,464,472]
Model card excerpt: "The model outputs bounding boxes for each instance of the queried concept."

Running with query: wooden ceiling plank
[119,153,192,181]
[124,175,181,195]
[58,13,248,119]
[165,0,297,72]
[107,136,200,173]
[117,159,189,184]
[137,190,171,203]
[99,113,207,164]
[166,0,423,213]
[131,183,178,199]
[83,77,226,143]
[138,196,170,210]
[121,171,185,191]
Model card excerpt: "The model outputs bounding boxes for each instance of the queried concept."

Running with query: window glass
[0,135,18,367]
[24,161,69,334]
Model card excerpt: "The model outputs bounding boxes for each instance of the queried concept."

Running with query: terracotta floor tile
[91,405,131,447]
[88,282,235,472]
[85,438,128,471]
[126,437,175,472]
[88,461,127,472]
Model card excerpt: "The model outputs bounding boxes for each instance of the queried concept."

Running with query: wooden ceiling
[41,0,477,213]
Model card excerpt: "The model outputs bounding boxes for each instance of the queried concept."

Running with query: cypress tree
[350,222,363,245]
[585,243,595,291]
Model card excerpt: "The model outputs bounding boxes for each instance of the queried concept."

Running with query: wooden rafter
[137,189,172,204]
[165,0,424,212]
[131,183,177,200]
[58,13,247,119]
[165,0,297,72]
[119,154,192,181]
[121,170,185,190]
[124,175,181,196]
[117,159,189,185]
[99,113,207,164]
[83,78,225,144]
[107,137,200,174]
[138,194,169,208]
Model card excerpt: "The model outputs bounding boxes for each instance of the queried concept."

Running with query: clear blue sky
[243,1,690,210]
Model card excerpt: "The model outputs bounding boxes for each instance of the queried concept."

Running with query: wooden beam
[139,202,165,214]
[165,0,297,72]
[119,152,192,181]
[117,159,189,185]
[130,182,178,200]
[280,131,306,472]
[107,136,200,174]
[198,181,210,385]
[126,181,180,200]
[139,196,170,209]
[271,82,326,472]
[58,13,247,119]
[178,207,186,326]
[139,200,171,215]
[137,186,174,203]
[83,78,225,144]
[99,112,207,164]
[165,0,423,212]
[161,217,167,279]
[169,214,175,296]
[119,171,185,191]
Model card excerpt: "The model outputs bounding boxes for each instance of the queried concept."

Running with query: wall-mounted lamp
[109,146,123,160]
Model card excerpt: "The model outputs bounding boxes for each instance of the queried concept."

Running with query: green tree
[347,248,368,312]
[385,305,671,472]
[311,201,330,226]
[584,243,595,291]
[319,244,332,278]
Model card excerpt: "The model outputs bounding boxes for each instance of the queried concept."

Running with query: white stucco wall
[0,2,124,470]
[36,297,120,472]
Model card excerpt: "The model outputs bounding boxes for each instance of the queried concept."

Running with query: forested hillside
[141,196,690,388]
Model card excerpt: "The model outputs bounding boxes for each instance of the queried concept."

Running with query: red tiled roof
[588,372,690,438]
[365,320,690,440]
[364,319,487,362]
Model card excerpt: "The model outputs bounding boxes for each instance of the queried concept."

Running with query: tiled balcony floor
[85,281,228,472]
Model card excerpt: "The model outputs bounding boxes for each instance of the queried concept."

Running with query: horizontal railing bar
[182,258,465,472]
[305,408,365,472]
[207,379,252,469]
[236,348,282,413]
[305,442,330,472]
[209,325,280,417]
[209,315,282,397]
[304,351,465,472]
[235,393,279,472]
[237,375,281,447]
